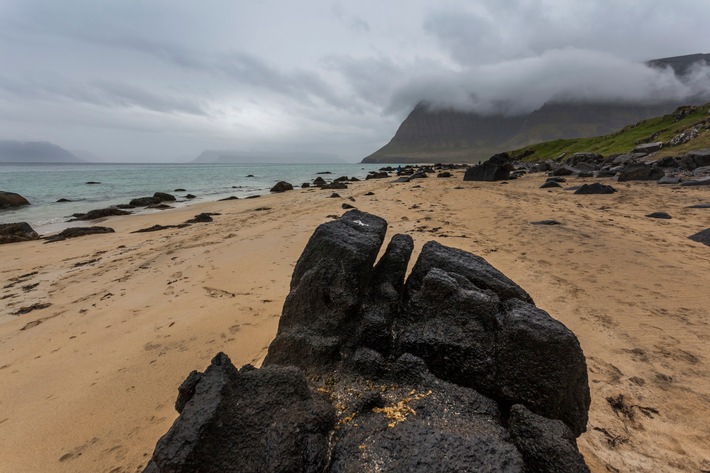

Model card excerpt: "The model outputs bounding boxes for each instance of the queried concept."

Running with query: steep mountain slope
[508,103,710,161]
[0,141,83,163]
[362,53,709,164]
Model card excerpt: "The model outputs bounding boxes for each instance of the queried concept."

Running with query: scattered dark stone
[366,171,390,180]
[316,171,332,174]
[686,203,710,209]
[11,302,52,316]
[56,198,72,203]
[270,181,293,192]
[322,182,348,190]
[437,172,453,178]
[574,183,617,195]
[313,177,327,186]
[546,177,567,183]
[500,181,509,184]
[550,167,575,177]
[348,197,355,202]
[218,196,239,201]
[393,177,411,183]
[116,204,135,210]
[0,222,40,244]
[44,226,115,242]
[350,177,360,182]
[410,172,428,179]
[253,207,272,212]
[174,188,186,192]
[85,181,101,185]
[334,176,350,182]
[185,194,196,199]
[69,207,131,221]
[595,169,617,178]
[341,203,355,209]
[128,197,161,207]
[464,153,514,181]
[147,211,592,472]
[147,204,173,210]
[153,192,176,202]
[301,183,310,188]
[365,192,375,196]
[646,212,672,219]
[680,177,710,187]
[454,186,464,189]
[245,195,260,199]
[329,193,341,198]
[658,176,681,185]
[246,174,255,177]
[531,220,562,225]
[185,213,214,224]
[633,142,663,154]
[617,164,664,182]
[540,181,562,189]
[132,224,190,233]
[654,156,678,168]
[688,228,710,246]
[576,171,594,178]
[0,191,31,210]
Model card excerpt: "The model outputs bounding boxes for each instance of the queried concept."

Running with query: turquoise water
[0,163,386,234]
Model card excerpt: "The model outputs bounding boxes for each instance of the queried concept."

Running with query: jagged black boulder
[617,164,664,182]
[270,181,294,193]
[146,211,591,472]
[464,153,515,181]
[144,353,335,473]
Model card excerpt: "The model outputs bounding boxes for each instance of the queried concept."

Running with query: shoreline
[1,172,709,472]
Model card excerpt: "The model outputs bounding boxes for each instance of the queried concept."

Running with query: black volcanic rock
[464,153,514,181]
[508,404,590,473]
[688,228,710,246]
[146,211,591,472]
[574,183,617,194]
[0,222,40,244]
[130,193,176,207]
[44,226,114,242]
[0,191,30,210]
[144,353,335,473]
[617,164,664,182]
[69,207,131,221]
[270,181,294,193]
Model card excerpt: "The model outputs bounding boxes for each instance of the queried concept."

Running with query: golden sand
[1,171,709,472]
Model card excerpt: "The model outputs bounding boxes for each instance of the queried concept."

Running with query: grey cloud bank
[0,0,708,162]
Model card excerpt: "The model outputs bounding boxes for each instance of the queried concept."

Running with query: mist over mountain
[0,140,83,163]
[363,53,710,163]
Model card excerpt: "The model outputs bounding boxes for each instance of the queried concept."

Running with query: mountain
[191,150,347,164]
[362,53,710,164]
[0,140,83,163]
[508,103,710,161]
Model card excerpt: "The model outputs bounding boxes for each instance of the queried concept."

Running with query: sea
[0,162,388,235]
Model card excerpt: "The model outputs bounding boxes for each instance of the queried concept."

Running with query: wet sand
[1,172,709,472]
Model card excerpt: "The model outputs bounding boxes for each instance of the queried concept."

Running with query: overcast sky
[1,0,709,162]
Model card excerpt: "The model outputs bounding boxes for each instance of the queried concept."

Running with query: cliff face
[363,53,710,164]
[362,101,678,164]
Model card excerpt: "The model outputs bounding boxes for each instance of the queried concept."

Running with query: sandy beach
[1,172,709,472]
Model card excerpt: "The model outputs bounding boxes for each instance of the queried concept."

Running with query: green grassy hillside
[509,104,710,161]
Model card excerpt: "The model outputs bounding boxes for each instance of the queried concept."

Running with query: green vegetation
[509,103,710,161]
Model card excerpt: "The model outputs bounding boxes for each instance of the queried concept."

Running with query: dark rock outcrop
[270,181,294,193]
[69,207,131,221]
[646,212,672,219]
[146,211,591,472]
[688,228,710,246]
[680,177,710,187]
[540,180,562,189]
[0,222,40,244]
[0,191,30,210]
[464,153,514,181]
[144,354,335,473]
[130,193,176,207]
[617,164,664,182]
[574,183,617,195]
[44,226,114,242]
